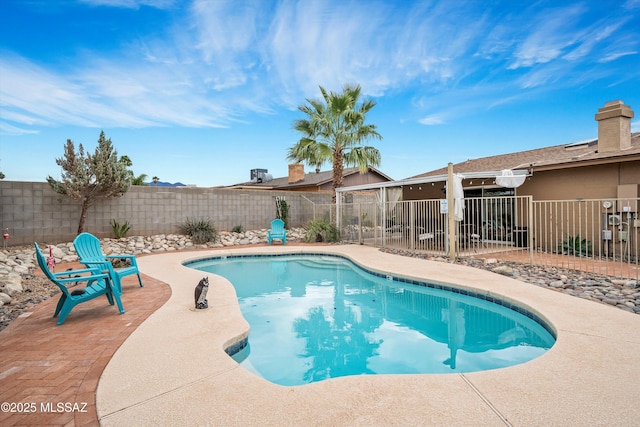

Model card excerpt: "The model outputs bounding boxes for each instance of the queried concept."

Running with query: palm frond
[289,83,383,201]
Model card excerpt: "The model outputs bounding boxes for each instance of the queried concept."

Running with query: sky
[1,0,639,187]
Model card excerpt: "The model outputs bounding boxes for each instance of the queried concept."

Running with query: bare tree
[47,131,131,234]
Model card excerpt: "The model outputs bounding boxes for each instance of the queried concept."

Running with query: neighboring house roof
[229,167,393,190]
[411,132,640,178]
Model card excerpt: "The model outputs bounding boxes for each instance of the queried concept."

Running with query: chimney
[288,164,305,183]
[595,100,634,152]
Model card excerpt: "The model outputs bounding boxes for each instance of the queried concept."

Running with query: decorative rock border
[0,229,307,329]
[382,248,639,314]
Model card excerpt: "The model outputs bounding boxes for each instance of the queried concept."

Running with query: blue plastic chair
[34,243,124,325]
[73,232,143,293]
[267,219,287,245]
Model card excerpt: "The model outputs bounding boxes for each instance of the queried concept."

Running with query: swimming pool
[187,254,555,386]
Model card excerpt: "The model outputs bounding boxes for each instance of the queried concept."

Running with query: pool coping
[96,245,640,426]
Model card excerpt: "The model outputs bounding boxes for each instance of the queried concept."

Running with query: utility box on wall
[617,184,639,212]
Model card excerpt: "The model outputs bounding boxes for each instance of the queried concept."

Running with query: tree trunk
[332,148,344,204]
[77,199,90,234]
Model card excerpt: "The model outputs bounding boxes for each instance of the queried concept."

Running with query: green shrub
[559,234,592,257]
[111,219,131,238]
[275,196,290,229]
[232,225,244,233]
[361,213,374,228]
[305,219,340,243]
[180,217,217,244]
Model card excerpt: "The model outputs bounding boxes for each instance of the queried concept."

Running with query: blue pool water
[187,254,555,386]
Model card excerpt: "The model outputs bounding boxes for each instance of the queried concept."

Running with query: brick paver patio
[0,265,171,427]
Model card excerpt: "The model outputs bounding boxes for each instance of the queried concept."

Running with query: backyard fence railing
[317,196,639,281]
[530,198,638,280]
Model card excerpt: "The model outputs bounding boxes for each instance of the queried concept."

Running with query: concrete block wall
[0,181,331,246]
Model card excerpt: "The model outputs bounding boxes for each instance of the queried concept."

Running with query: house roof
[411,132,640,179]
[228,167,393,190]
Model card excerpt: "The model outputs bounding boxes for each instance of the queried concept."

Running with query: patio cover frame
[335,163,531,258]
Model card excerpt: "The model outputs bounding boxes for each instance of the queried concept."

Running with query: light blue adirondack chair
[34,243,124,325]
[73,232,143,293]
[267,219,287,245]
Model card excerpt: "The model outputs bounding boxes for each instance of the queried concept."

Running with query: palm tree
[286,139,329,173]
[131,173,148,186]
[290,84,382,202]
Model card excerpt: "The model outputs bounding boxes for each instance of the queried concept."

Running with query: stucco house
[336,100,639,261]
[403,100,639,202]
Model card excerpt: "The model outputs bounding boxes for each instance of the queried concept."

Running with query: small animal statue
[194,277,209,309]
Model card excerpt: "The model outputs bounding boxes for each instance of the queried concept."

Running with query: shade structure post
[447,162,456,259]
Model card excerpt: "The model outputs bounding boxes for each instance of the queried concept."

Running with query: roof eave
[337,168,531,193]
[531,152,640,171]
[228,185,275,190]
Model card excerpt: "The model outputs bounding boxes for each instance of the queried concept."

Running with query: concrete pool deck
[96,245,640,426]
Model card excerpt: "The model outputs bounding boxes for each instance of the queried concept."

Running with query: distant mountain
[145,181,187,187]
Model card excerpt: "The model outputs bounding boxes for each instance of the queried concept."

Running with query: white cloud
[2,0,638,135]
[0,122,40,136]
[623,0,640,9]
[598,51,638,63]
[266,0,394,100]
[508,4,586,69]
[419,115,445,126]
[78,0,177,9]
[0,1,521,132]
[0,52,236,130]
[517,63,567,89]
[563,18,631,62]
[0,55,100,128]
[189,0,260,65]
